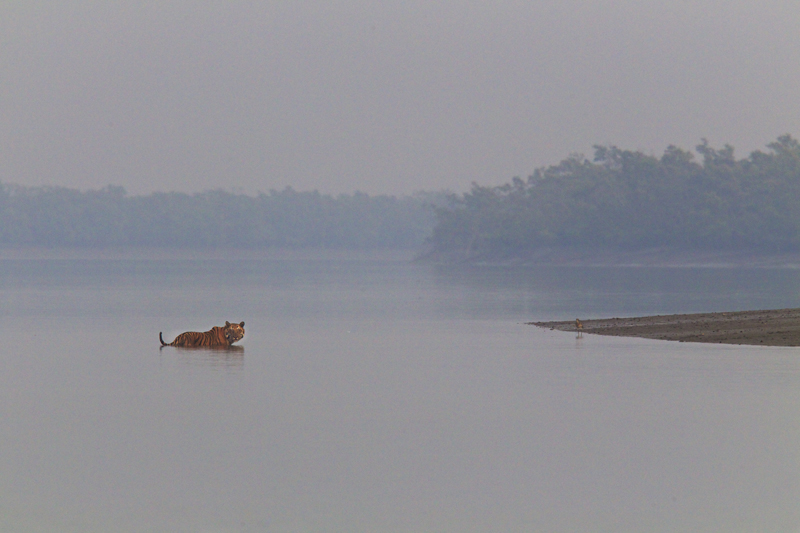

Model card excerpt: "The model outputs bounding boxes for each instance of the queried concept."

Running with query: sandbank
[532,308,800,346]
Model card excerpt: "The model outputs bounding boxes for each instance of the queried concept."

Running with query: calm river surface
[1,252,800,532]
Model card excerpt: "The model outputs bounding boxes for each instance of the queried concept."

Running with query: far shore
[422,247,800,267]
[0,247,416,261]
[531,308,800,347]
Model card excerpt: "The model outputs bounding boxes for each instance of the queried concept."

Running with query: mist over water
[4,2,800,195]
[1,253,800,531]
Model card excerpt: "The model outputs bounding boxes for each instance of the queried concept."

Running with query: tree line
[425,135,800,260]
[5,135,798,255]
[0,185,442,249]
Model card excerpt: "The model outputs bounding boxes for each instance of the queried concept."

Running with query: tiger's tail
[159,332,169,346]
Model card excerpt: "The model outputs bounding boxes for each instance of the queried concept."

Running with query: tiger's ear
[240,321,245,327]
[225,321,231,326]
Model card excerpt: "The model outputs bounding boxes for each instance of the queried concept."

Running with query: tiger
[160,321,245,348]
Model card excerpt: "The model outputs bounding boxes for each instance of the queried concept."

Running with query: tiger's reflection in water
[170,345,245,371]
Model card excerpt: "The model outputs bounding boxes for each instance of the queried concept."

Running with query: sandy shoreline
[531,308,800,346]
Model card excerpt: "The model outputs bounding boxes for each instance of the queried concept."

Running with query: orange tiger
[160,321,245,348]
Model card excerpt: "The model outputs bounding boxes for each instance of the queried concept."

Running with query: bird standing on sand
[576,318,583,330]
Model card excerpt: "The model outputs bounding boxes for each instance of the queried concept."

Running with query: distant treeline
[426,135,800,260]
[0,185,442,249]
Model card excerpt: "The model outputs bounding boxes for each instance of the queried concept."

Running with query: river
[1,252,799,531]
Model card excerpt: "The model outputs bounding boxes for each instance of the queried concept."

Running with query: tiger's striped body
[160,321,245,348]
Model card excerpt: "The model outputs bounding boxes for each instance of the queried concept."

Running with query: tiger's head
[224,321,245,344]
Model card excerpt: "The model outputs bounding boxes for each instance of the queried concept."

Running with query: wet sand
[531,308,800,346]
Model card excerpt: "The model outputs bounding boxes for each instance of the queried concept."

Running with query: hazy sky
[3,1,800,195]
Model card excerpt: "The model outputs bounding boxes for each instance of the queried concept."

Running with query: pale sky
[2,1,800,195]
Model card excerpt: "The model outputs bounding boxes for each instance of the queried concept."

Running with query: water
[1,252,800,532]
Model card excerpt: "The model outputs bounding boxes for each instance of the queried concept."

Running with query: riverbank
[420,247,800,267]
[531,308,800,346]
